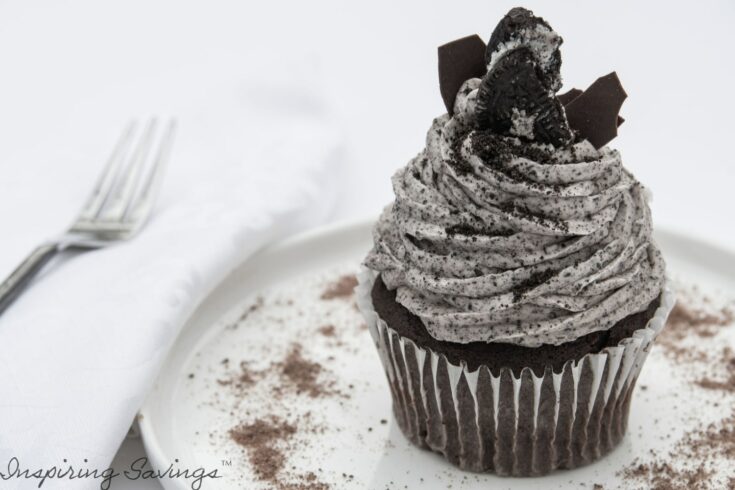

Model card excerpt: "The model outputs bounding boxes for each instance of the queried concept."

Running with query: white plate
[139,218,735,490]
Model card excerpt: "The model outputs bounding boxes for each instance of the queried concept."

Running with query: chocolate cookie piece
[475,47,573,146]
[371,274,659,377]
[486,7,562,91]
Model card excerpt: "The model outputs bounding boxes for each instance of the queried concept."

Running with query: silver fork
[0,119,177,314]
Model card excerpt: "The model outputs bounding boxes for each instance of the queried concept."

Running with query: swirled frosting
[365,71,666,347]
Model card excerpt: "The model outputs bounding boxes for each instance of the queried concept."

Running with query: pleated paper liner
[356,268,675,476]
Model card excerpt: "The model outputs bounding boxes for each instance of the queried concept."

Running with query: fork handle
[0,242,59,315]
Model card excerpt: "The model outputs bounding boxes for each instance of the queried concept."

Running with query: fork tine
[98,118,158,222]
[125,119,177,227]
[76,121,137,221]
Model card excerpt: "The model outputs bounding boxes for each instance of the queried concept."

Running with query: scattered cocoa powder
[237,361,262,386]
[619,290,735,489]
[229,417,296,481]
[620,460,712,490]
[241,296,265,320]
[658,301,734,363]
[320,275,358,300]
[653,294,735,373]
[674,429,735,486]
[218,361,264,392]
[276,344,330,398]
[216,342,345,400]
[229,416,331,489]
[318,325,336,337]
[694,345,735,394]
[679,413,735,461]
[205,270,370,488]
[276,476,330,490]
[226,296,265,329]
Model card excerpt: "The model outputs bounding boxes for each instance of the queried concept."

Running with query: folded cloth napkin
[0,75,343,487]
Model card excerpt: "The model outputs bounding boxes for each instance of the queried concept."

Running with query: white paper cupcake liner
[356,268,675,476]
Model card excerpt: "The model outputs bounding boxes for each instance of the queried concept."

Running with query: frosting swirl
[365,78,665,347]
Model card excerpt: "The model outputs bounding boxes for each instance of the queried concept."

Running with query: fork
[0,119,177,315]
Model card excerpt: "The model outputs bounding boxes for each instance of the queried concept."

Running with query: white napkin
[0,75,343,487]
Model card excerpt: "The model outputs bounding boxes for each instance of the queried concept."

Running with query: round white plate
[139,218,735,490]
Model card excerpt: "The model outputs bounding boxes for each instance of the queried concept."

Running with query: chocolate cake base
[366,274,665,476]
[371,275,660,376]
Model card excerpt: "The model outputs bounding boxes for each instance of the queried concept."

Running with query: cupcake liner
[356,268,675,476]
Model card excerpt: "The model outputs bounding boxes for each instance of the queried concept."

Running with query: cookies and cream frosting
[364,9,665,347]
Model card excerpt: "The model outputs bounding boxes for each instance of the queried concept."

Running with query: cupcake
[356,7,675,476]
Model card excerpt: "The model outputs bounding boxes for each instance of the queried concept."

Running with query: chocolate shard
[557,88,583,106]
[438,34,487,115]
[563,72,627,148]
[559,87,624,127]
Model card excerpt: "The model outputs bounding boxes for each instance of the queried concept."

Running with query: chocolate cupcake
[356,7,674,476]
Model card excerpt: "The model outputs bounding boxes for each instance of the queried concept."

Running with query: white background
[0,1,733,488]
